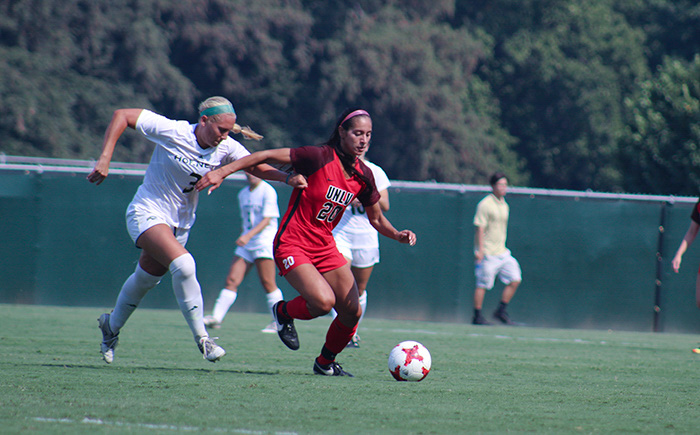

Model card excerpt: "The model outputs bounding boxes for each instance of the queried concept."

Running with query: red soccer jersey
[275,145,380,251]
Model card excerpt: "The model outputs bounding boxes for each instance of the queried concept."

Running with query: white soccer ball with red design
[388,340,431,381]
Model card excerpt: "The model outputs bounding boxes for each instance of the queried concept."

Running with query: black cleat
[313,360,354,377]
[493,309,516,325]
[272,301,299,350]
[472,314,492,325]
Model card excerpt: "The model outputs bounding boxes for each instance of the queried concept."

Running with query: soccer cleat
[493,309,516,325]
[203,316,221,329]
[261,321,277,334]
[272,301,299,350]
[472,314,492,325]
[198,336,226,362]
[313,359,354,377]
[98,313,119,364]
[692,347,700,354]
[345,333,361,348]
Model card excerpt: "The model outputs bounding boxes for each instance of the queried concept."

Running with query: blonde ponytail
[198,96,263,141]
[232,124,263,141]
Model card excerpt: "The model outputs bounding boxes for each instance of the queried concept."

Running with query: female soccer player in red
[671,198,700,354]
[196,107,416,376]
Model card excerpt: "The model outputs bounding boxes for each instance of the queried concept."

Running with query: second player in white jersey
[333,159,391,251]
[205,173,285,332]
[237,175,279,250]
[332,152,391,347]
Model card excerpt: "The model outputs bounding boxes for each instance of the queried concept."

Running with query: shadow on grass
[39,362,279,376]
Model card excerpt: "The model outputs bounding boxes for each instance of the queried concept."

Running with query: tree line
[0,0,698,194]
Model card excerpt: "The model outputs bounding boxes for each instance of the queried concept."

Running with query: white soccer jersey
[237,180,280,250]
[332,160,391,248]
[128,109,251,230]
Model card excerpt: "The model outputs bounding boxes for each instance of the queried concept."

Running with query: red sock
[283,296,314,320]
[323,317,357,356]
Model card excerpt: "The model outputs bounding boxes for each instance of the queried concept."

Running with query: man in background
[472,172,522,325]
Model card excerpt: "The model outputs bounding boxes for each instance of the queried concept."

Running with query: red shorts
[274,242,348,276]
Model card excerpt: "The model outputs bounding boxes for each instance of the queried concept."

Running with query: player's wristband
[285,172,292,184]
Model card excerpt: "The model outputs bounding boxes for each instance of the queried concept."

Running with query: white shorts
[234,244,274,263]
[475,250,522,290]
[126,205,190,248]
[336,244,380,268]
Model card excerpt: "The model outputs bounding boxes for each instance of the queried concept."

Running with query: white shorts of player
[335,244,380,268]
[334,227,380,268]
[234,244,274,263]
[126,205,190,248]
[475,249,522,290]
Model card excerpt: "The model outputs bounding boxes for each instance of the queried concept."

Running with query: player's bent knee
[336,311,360,326]
[312,302,334,316]
[335,303,361,323]
[169,253,197,280]
[309,295,336,315]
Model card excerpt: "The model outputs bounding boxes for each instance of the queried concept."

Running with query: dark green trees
[0,0,697,194]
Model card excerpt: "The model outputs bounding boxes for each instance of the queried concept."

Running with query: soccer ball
[388,340,431,382]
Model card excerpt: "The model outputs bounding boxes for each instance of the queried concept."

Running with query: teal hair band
[200,104,235,117]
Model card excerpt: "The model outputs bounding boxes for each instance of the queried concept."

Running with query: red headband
[341,109,370,126]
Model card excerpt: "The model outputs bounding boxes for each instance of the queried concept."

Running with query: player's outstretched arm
[196,148,299,194]
[87,109,143,185]
[248,163,307,190]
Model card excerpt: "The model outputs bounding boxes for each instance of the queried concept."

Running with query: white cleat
[198,336,226,362]
[203,316,221,329]
[261,321,277,334]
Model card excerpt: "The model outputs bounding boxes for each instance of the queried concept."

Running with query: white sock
[169,253,207,340]
[211,289,238,322]
[265,288,284,321]
[358,291,368,327]
[110,264,162,333]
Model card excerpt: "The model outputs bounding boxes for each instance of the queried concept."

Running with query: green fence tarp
[1,168,699,333]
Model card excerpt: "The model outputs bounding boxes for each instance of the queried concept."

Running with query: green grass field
[1,304,698,434]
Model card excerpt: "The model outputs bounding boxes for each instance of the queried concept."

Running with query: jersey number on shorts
[282,256,295,270]
[316,201,343,223]
[182,172,202,193]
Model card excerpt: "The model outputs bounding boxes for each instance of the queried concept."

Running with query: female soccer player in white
[331,146,391,347]
[87,96,306,364]
[204,172,284,332]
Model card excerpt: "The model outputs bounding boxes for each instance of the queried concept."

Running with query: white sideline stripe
[386,328,439,335]
[33,417,297,434]
[367,326,661,348]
